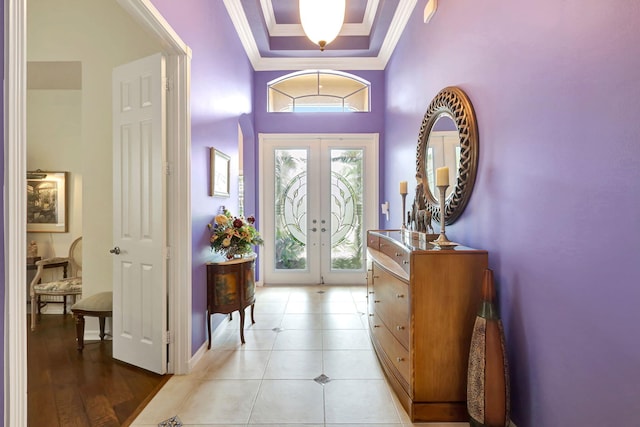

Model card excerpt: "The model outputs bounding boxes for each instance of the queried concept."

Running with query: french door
[259,134,379,285]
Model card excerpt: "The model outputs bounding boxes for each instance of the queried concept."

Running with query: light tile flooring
[132,285,469,427]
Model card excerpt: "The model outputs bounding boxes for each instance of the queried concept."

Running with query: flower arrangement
[208,209,264,259]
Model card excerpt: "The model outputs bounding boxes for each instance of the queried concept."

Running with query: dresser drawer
[367,232,380,250]
[379,238,410,273]
[372,264,410,349]
[371,315,412,387]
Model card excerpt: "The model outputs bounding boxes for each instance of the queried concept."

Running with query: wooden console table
[206,254,256,349]
[367,230,487,422]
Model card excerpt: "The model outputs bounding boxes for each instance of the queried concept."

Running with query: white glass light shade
[299,0,346,51]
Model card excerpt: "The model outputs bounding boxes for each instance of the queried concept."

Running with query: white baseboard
[29,300,74,315]
[187,314,232,373]
[28,302,111,344]
[81,317,113,343]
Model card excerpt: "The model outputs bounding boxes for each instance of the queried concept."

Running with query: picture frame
[210,148,230,198]
[27,170,68,233]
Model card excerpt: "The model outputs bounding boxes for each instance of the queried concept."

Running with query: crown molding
[378,0,417,67]
[223,0,262,69]
[225,0,416,71]
[253,55,388,71]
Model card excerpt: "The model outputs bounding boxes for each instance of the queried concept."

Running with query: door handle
[109,246,121,255]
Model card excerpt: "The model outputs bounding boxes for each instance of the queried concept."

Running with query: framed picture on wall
[27,170,68,233]
[210,148,230,198]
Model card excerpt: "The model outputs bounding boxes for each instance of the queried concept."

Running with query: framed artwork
[27,171,68,233]
[210,148,230,197]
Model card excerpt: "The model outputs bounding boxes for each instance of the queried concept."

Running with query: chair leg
[30,295,36,331]
[99,317,106,341]
[74,314,85,352]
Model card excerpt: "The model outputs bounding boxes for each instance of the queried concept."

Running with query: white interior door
[260,134,379,285]
[112,53,167,374]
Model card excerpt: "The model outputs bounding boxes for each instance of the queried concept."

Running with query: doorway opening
[5,0,192,424]
[259,133,379,285]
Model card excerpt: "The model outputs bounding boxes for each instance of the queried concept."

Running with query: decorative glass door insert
[261,134,378,285]
[274,148,309,270]
[329,149,364,270]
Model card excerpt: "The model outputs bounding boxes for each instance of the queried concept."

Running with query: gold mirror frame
[416,86,479,225]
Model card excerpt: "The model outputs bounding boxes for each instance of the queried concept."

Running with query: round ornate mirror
[415,86,478,225]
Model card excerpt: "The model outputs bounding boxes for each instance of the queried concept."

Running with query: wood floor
[27,313,170,426]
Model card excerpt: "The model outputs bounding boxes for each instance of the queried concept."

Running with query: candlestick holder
[431,185,457,248]
[401,192,408,228]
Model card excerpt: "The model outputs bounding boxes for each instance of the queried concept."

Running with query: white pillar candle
[399,181,408,194]
[436,166,449,187]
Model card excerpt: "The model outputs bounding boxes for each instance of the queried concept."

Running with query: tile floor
[131,285,470,427]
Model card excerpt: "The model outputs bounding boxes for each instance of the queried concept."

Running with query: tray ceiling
[223,0,418,70]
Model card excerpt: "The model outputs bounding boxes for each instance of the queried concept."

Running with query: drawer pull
[368,291,374,294]
[396,357,405,362]
[395,252,402,257]
[402,260,409,265]
[373,275,380,279]
[369,313,374,317]
[396,294,405,299]
[396,325,405,331]
[373,324,380,328]
[374,300,380,303]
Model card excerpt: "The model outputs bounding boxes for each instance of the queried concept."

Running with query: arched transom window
[267,70,370,112]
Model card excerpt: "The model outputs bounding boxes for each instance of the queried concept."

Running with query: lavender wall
[253,70,386,225]
[385,1,640,425]
[1,4,5,422]
[150,0,254,355]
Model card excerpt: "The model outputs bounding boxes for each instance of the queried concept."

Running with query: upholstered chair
[30,236,83,331]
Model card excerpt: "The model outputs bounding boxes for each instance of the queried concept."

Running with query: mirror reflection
[425,116,460,201]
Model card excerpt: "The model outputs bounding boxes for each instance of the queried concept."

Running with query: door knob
[109,246,121,255]
[321,228,327,232]
[310,227,317,232]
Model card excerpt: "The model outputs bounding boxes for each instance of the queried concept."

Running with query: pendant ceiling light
[299,0,346,51]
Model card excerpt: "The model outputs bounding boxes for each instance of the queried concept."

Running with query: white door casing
[259,133,379,285]
[112,53,167,374]
[6,1,192,424]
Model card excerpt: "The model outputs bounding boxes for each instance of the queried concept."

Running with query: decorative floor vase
[467,269,510,427]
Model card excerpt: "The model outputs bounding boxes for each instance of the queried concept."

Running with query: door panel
[112,53,167,374]
[260,134,378,285]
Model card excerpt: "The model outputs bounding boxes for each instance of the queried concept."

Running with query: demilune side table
[206,254,256,349]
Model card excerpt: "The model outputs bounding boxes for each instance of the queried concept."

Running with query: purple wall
[1,3,5,422]
[150,0,254,355]
[385,1,640,425]
[5,1,638,423]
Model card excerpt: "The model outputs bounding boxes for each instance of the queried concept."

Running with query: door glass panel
[274,149,308,270]
[330,149,364,270]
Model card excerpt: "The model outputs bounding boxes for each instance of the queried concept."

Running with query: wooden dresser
[366,230,488,422]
